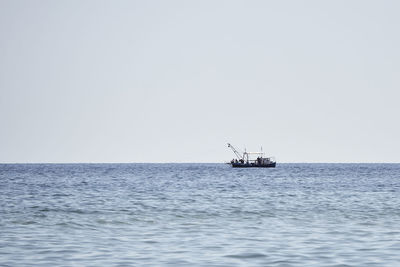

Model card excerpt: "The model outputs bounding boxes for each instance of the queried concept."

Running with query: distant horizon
[1,161,399,164]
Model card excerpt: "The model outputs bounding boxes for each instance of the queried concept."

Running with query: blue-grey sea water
[1,163,400,266]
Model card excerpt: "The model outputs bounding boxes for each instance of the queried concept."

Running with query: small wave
[38,208,100,214]
[225,252,267,259]
[11,220,37,225]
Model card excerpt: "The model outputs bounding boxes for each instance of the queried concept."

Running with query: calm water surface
[1,163,400,266]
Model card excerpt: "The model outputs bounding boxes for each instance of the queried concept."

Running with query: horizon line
[1,162,399,164]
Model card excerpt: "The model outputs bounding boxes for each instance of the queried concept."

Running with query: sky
[0,0,399,163]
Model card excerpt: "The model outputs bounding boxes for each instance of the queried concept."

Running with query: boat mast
[227,143,243,160]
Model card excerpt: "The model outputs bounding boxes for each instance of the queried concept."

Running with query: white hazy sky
[1,0,399,163]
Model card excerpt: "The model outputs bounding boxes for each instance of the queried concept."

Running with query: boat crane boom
[227,143,243,160]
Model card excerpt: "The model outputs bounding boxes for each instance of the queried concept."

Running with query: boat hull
[231,162,276,168]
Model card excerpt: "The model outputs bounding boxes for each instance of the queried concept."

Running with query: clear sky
[1,0,399,163]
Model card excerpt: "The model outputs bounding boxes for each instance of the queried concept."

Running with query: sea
[1,163,400,266]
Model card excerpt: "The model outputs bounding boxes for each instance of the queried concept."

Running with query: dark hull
[231,162,276,168]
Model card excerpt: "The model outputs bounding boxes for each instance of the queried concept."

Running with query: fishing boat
[227,143,276,168]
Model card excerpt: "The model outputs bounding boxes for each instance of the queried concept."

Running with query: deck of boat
[231,162,276,168]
